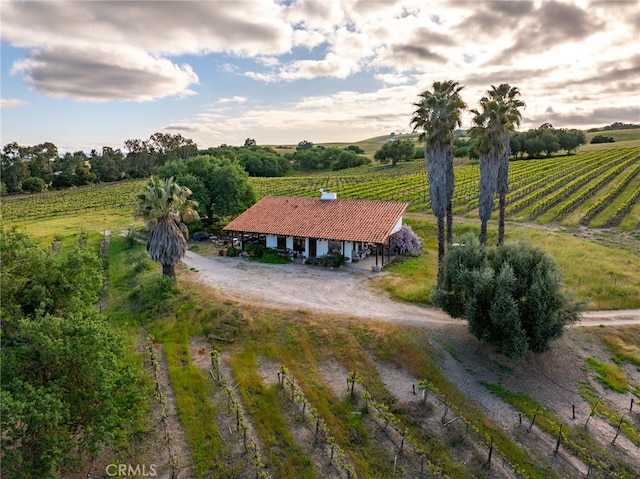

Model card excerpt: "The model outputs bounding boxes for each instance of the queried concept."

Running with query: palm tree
[411,80,466,268]
[469,84,524,246]
[488,84,525,245]
[134,176,199,282]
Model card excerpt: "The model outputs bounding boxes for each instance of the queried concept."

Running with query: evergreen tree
[434,234,581,359]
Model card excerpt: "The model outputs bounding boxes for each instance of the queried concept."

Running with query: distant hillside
[269,126,640,158]
[587,122,640,132]
[583,127,640,146]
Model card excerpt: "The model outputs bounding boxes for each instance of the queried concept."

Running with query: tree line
[0,134,372,196]
[368,124,586,167]
[2,122,591,196]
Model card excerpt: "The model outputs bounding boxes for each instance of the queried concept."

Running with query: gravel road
[182,252,640,328]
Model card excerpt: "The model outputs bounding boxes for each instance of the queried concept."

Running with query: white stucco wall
[345,241,354,261]
[390,217,403,235]
[266,234,277,248]
[316,239,329,256]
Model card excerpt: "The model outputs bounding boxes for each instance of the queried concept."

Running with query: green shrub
[434,233,582,359]
[21,176,47,193]
[248,247,290,264]
[245,242,265,258]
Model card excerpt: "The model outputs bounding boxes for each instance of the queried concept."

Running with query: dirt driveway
[182,252,640,328]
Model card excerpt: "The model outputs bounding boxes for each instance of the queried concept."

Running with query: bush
[305,254,344,267]
[20,176,47,193]
[590,134,615,144]
[433,234,582,359]
[390,224,423,255]
[250,248,290,264]
[245,243,266,258]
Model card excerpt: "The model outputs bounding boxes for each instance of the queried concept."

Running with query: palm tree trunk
[446,199,453,246]
[437,215,445,265]
[496,134,510,247]
[445,148,454,246]
[480,220,488,246]
[478,152,498,247]
[497,192,506,246]
[427,144,448,268]
[437,215,446,287]
[162,263,176,282]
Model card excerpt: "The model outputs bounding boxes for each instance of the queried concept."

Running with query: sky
[1,0,639,153]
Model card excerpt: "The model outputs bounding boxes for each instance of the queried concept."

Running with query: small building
[223,192,409,267]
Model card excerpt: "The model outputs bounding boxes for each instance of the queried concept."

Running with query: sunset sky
[1,0,638,152]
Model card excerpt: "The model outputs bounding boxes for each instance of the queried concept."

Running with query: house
[223,191,409,267]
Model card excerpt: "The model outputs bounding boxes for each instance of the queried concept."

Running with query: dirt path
[181,252,640,327]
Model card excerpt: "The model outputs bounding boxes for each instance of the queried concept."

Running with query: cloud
[0,98,28,109]
[2,1,293,57]
[164,84,422,146]
[216,96,249,105]
[527,106,640,128]
[10,46,199,102]
[247,51,362,82]
[2,0,638,147]
[454,1,531,39]
[1,0,291,101]
[491,1,604,60]
[565,55,640,87]
[385,45,447,64]
[375,72,413,85]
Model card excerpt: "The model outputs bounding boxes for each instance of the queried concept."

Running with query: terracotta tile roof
[224,196,408,244]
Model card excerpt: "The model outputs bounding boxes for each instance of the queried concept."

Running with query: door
[308,238,317,258]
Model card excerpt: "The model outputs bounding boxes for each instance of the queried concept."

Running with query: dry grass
[595,327,640,367]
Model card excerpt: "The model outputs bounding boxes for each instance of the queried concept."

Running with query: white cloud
[374,73,413,85]
[216,96,248,104]
[1,1,294,57]
[0,98,28,109]
[10,45,199,102]
[2,0,638,147]
[171,84,421,146]
[1,0,291,101]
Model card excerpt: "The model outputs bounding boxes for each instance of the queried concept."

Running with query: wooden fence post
[554,425,563,455]
[486,435,494,469]
[612,417,623,445]
[528,407,539,433]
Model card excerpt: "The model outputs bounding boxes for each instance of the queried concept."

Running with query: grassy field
[91,234,639,478]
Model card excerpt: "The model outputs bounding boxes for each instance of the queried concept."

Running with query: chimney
[320,188,337,200]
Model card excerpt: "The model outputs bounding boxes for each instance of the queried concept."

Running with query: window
[328,240,341,254]
[293,237,305,252]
